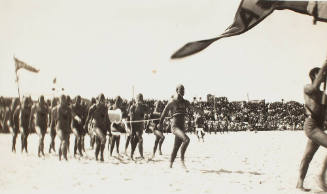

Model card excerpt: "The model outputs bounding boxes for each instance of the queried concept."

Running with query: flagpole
[132,85,135,100]
[15,72,22,101]
[13,56,22,103]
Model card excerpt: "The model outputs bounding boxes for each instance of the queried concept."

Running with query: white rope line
[122,117,170,124]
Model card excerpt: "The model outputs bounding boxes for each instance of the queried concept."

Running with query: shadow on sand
[200,169,263,176]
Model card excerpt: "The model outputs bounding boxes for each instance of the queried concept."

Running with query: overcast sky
[1,0,327,102]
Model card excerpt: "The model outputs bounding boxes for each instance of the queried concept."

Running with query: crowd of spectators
[0,95,306,133]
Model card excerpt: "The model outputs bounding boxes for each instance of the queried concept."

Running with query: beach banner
[171,0,327,59]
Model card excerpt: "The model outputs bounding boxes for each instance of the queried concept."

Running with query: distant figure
[124,100,133,155]
[297,58,327,192]
[53,95,72,161]
[108,96,126,157]
[9,98,20,152]
[195,113,205,142]
[88,97,96,149]
[85,94,110,161]
[71,95,87,157]
[30,95,49,157]
[150,100,165,158]
[19,97,32,153]
[49,98,58,153]
[129,93,149,160]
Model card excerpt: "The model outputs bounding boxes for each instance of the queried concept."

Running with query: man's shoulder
[89,104,97,110]
[130,104,136,110]
[183,99,190,105]
[304,83,317,95]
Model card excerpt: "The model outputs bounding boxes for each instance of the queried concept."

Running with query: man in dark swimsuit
[53,95,72,161]
[19,97,32,153]
[85,94,110,161]
[296,58,327,191]
[124,100,134,155]
[150,100,165,158]
[80,100,88,153]
[49,98,58,153]
[71,95,86,157]
[65,95,72,152]
[30,95,49,157]
[129,93,149,160]
[88,97,96,149]
[159,84,191,169]
[9,98,20,152]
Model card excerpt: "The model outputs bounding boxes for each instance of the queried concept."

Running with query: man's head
[136,93,143,103]
[309,67,321,82]
[51,98,58,107]
[97,93,105,104]
[67,95,72,105]
[13,98,20,107]
[154,100,163,112]
[176,84,185,97]
[76,95,81,105]
[23,96,31,107]
[39,95,45,105]
[115,96,122,107]
[60,95,67,106]
[91,97,96,105]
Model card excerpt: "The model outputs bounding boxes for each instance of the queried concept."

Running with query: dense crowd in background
[0,95,305,134]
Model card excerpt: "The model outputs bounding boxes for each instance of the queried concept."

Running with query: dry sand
[0,131,326,194]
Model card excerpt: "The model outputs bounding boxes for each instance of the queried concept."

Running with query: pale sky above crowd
[1,0,327,103]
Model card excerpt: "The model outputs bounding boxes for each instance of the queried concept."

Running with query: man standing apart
[158,84,191,169]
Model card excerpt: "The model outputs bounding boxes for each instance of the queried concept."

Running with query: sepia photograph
[1,0,327,193]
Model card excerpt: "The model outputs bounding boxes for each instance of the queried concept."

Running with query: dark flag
[14,57,39,73]
[171,0,327,59]
[53,77,56,84]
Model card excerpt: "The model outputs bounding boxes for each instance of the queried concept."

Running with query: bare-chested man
[19,97,32,153]
[80,100,88,153]
[124,100,134,155]
[129,93,149,160]
[71,95,86,157]
[88,97,96,149]
[9,98,20,152]
[159,84,191,169]
[296,58,327,191]
[85,94,110,161]
[150,100,165,158]
[52,95,72,161]
[30,95,49,157]
[49,98,58,153]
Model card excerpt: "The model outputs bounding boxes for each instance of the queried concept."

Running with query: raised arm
[84,105,95,129]
[71,105,81,123]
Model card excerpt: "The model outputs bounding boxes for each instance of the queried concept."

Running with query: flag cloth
[53,77,56,84]
[171,0,327,59]
[14,57,39,73]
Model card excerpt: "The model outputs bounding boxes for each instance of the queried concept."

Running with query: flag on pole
[53,77,57,84]
[171,0,327,59]
[14,57,39,73]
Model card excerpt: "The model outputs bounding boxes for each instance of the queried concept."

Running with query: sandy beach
[0,131,326,194]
